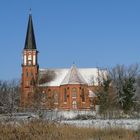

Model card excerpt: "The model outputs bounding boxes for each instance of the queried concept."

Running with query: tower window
[26,71,28,77]
[31,72,33,77]
[24,55,27,65]
[28,54,32,60]
[33,55,36,65]
[28,60,32,65]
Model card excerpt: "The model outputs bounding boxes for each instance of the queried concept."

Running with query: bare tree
[95,64,140,118]
[39,70,56,84]
[0,79,20,114]
[96,70,116,118]
[110,64,139,113]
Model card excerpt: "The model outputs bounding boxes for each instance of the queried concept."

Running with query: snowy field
[0,111,140,130]
[62,119,140,130]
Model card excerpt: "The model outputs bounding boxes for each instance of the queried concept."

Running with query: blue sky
[0,0,140,80]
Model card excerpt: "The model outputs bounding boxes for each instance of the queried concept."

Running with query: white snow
[62,119,140,130]
[0,111,140,130]
[60,65,87,85]
[39,69,68,86]
[58,110,96,119]
[39,68,106,87]
[79,68,99,86]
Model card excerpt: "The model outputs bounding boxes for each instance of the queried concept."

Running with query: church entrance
[72,100,77,109]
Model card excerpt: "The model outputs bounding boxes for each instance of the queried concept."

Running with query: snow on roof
[39,69,68,87]
[39,67,106,87]
[79,68,100,86]
[60,65,87,85]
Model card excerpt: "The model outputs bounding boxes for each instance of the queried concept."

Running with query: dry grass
[0,120,139,140]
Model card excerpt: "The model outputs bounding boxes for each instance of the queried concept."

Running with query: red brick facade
[20,14,97,110]
[21,50,39,107]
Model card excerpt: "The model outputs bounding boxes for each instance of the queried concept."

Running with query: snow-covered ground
[44,110,96,120]
[62,119,140,130]
[0,111,140,130]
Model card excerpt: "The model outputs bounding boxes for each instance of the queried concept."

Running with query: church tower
[21,13,39,107]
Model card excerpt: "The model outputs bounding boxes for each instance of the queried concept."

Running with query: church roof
[24,14,37,50]
[60,65,87,85]
[38,66,106,87]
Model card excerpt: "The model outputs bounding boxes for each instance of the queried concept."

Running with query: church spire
[24,13,36,50]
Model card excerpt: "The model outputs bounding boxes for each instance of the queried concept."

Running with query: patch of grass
[0,120,139,140]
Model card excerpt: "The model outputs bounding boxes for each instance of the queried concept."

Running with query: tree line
[97,64,140,118]
[0,64,140,117]
[0,79,20,114]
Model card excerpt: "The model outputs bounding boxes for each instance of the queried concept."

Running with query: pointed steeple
[24,13,36,50]
[61,65,87,85]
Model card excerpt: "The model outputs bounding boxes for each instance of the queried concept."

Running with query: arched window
[72,88,77,98]
[53,90,58,103]
[64,88,67,102]
[24,55,27,65]
[41,92,47,103]
[81,88,85,102]
[30,72,33,77]
[28,54,32,60]
[26,69,28,77]
[26,72,28,77]
[28,55,32,65]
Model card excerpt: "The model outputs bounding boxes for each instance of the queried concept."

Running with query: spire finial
[29,8,32,15]
[73,61,75,65]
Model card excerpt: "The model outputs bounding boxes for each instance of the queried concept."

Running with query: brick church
[20,14,105,110]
